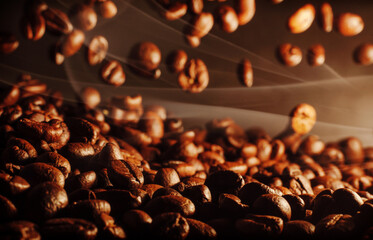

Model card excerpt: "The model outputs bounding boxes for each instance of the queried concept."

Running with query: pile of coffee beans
[0,75,373,240]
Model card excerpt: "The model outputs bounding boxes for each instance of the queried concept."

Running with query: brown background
[0,0,373,144]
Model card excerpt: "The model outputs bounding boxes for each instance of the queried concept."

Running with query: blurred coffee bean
[354,43,373,65]
[101,60,125,86]
[70,3,97,31]
[332,188,363,215]
[169,49,188,73]
[20,162,65,187]
[60,29,85,57]
[235,214,283,238]
[68,188,96,202]
[238,181,278,205]
[185,34,201,48]
[65,199,111,220]
[317,147,345,166]
[290,103,316,135]
[24,13,46,41]
[178,58,209,93]
[87,35,108,66]
[80,87,101,110]
[186,218,217,240]
[130,41,161,76]
[252,194,292,221]
[320,2,333,32]
[164,2,187,21]
[42,218,98,239]
[0,221,40,239]
[98,0,117,19]
[0,85,20,106]
[95,190,141,217]
[339,137,365,164]
[278,43,302,67]
[308,44,325,66]
[0,33,19,54]
[282,220,315,240]
[122,209,152,238]
[288,4,315,34]
[154,168,180,187]
[235,0,255,25]
[217,5,239,33]
[315,214,355,240]
[0,195,17,222]
[145,195,195,217]
[336,13,364,36]
[299,135,325,156]
[150,212,189,240]
[189,0,204,14]
[239,58,253,87]
[189,12,214,38]
[283,194,306,220]
[42,8,73,34]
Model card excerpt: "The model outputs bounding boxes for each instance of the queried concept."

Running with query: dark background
[0,0,373,144]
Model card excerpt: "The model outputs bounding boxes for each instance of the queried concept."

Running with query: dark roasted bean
[42,218,98,240]
[315,214,355,240]
[42,8,73,34]
[122,209,152,238]
[236,0,255,25]
[205,170,244,200]
[20,162,65,187]
[278,43,302,67]
[0,33,19,54]
[186,218,217,240]
[101,60,126,86]
[252,194,292,221]
[107,157,144,190]
[336,13,364,36]
[235,214,283,238]
[145,195,195,217]
[70,4,97,31]
[150,212,189,240]
[0,221,40,239]
[282,220,315,240]
[98,0,117,19]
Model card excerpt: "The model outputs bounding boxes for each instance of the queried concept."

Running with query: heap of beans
[0,76,373,240]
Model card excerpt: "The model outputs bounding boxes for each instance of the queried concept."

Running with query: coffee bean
[186,218,217,240]
[66,117,99,144]
[299,135,325,156]
[65,199,111,220]
[42,218,98,239]
[189,0,204,14]
[0,86,20,107]
[189,12,214,38]
[65,171,97,193]
[61,29,85,57]
[238,181,278,205]
[320,2,333,33]
[42,8,73,34]
[0,195,17,222]
[283,194,306,220]
[153,187,182,198]
[101,60,126,86]
[315,214,355,240]
[308,44,325,66]
[178,58,209,93]
[0,221,40,239]
[169,49,188,73]
[70,4,97,31]
[239,58,253,87]
[87,35,108,66]
[20,162,65,187]
[25,182,68,222]
[235,0,255,25]
[354,43,373,65]
[121,209,152,236]
[2,137,38,165]
[145,195,195,217]
[0,34,19,54]
[235,214,283,238]
[98,0,117,19]
[337,13,364,37]
[107,157,144,190]
[164,2,187,21]
[252,194,292,221]
[37,152,71,179]
[24,13,46,41]
[288,4,315,34]
[68,188,96,202]
[217,5,239,33]
[339,137,365,164]
[278,43,302,67]
[0,173,30,196]
[205,170,244,200]
[290,103,316,135]
[185,34,201,48]
[183,184,212,206]
[95,190,141,217]
[332,188,363,215]
[282,220,315,240]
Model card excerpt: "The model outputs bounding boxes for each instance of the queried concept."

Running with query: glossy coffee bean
[217,5,239,33]
[315,214,355,240]
[0,221,40,239]
[107,158,144,190]
[122,209,152,237]
[278,43,302,67]
[189,0,204,14]
[42,218,98,240]
[154,168,180,187]
[145,195,195,217]
[37,152,71,179]
[164,2,187,21]
[308,44,325,66]
[65,199,111,220]
[339,137,364,164]
[70,4,97,31]
[0,33,19,54]
[65,171,97,193]
[354,43,373,65]
[320,2,333,32]
[24,13,46,41]
[182,184,212,206]
[101,60,126,86]
[189,12,214,38]
[0,173,30,196]
[236,0,255,25]
[332,188,363,215]
[288,4,315,34]
[290,103,316,135]
[235,214,283,238]
[282,220,315,240]
[185,34,201,48]
[87,35,108,66]
[150,212,189,240]
[186,218,217,240]
[42,8,73,34]
[95,190,141,217]
[98,0,118,19]
[130,42,161,73]
[336,13,364,36]
[153,187,182,198]
[61,29,85,57]
[238,181,278,205]
[283,194,306,220]
[239,58,253,87]
[178,58,209,93]
[252,194,292,221]
[20,162,65,187]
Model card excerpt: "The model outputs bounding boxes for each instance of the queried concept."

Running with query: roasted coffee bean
[20,162,65,187]
[65,199,111,220]
[107,158,144,190]
[332,188,363,215]
[98,0,118,19]
[65,171,97,192]
[317,147,345,166]
[169,49,188,73]
[288,4,315,34]
[0,173,30,196]
[130,41,161,75]
[37,152,71,179]
[235,0,255,25]
[336,13,364,36]
[0,85,20,106]
[252,194,292,221]
[80,87,101,110]
[61,142,95,169]
[186,218,217,240]
[189,0,204,14]
[189,12,214,38]
[354,43,373,65]
[70,4,97,31]
[145,105,167,121]
[235,214,283,238]
[308,44,325,67]
[278,43,302,67]
[42,8,73,34]
[66,117,98,144]
[114,126,152,147]
[54,43,65,65]
[101,60,126,86]
[239,58,253,87]
[24,13,46,41]
[238,181,278,205]
[205,170,244,200]
[185,34,201,48]
[339,137,364,164]
[2,137,37,165]
[164,2,187,21]
[122,209,152,238]
[60,29,85,57]
[271,0,283,4]
[0,221,40,239]
[0,33,19,54]
[290,103,316,135]
[25,182,68,222]
[95,190,141,217]
[0,195,17,222]
[217,5,239,33]
[315,214,355,240]
[219,193,248,218]
[87,36,108,66]
[42,218,98,240]
[150,212,189,240]
[144,195,195,217]
[282,220,315,240]
[320,2,333,33]
[178,58,209,93]
[299,135,325,156]
[283,194,306,220]
[153,187,182,198]
[183,184,212,206]
[139,111,164,143]
[68,188,96,202]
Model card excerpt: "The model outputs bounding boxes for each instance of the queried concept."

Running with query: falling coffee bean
[185,34,201,48]
[169,49,188,73]
[60,29,85,57]
[288,4,315,34]
[217,5,239,33]
[24,13,46,41]
[101,60,126,86]
[336,13,364,37]
[70,4,97,31]
[236,0,256,26]
[87,35,108,66]
[320,2,333,33]
[354,43,373,65]
[307,44,325,67]
[98,0,118,19]
[130,42,162,77]
[189,12,214,38]
[278,43,302,67]
[239,58,253,87]
[291,103,316,135]
[178,58,209,93]
[80,87,101,109]
[0,34,19,54]
[164,2,188,21]
[42,8,73,35]
[189,0,204,14]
